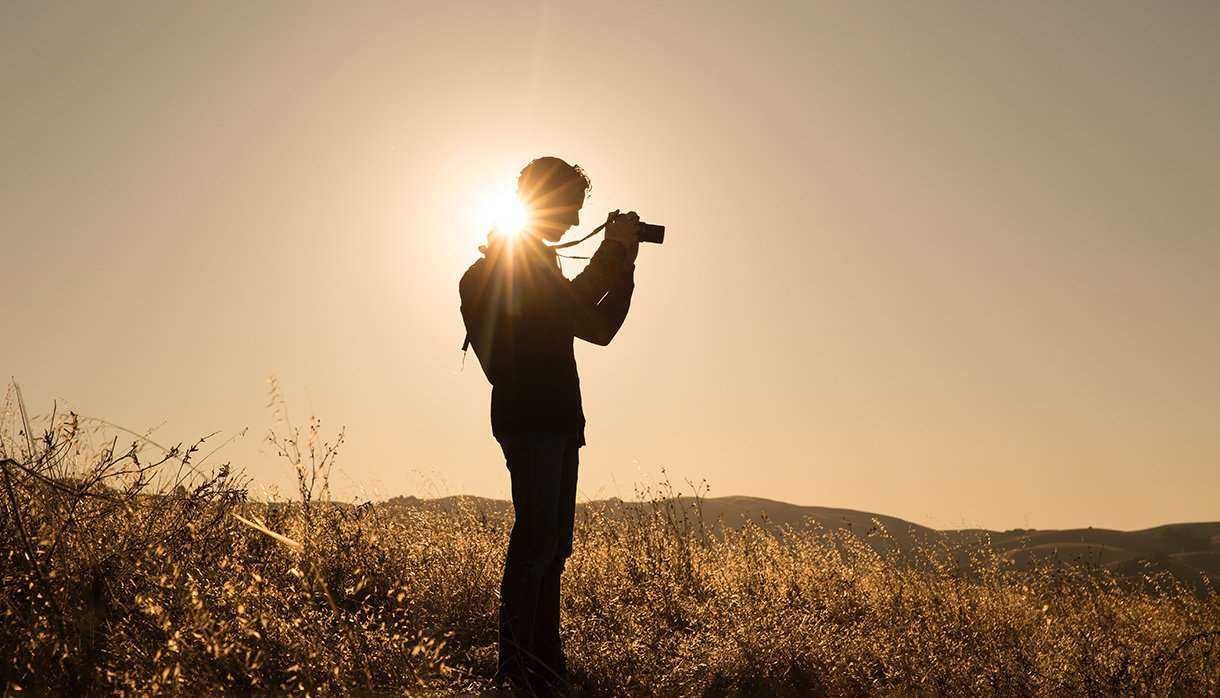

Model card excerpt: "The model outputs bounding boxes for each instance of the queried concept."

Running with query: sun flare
[484,190,529,237]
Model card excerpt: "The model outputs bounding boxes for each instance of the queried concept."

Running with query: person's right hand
[604,210,640,267]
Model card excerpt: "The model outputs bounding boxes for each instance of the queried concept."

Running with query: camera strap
[547,221,607,251]
[548,219,609,262]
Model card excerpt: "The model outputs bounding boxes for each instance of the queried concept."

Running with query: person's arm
[567,211,640,305]
[573,265,635,346]
[568,238,628,306]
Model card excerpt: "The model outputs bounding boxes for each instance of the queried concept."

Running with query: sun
[484,189,529,237]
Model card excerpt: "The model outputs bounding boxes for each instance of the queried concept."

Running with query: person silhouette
[459,157,640,695]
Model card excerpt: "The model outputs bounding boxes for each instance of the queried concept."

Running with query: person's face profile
[525,183,585,243]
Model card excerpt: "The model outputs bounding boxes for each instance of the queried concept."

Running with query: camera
[638,222,665,245]
[610,211,664,244]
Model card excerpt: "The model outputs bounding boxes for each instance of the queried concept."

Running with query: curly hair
[516,156,592,200]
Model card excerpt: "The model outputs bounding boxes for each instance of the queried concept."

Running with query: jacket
[460,233,634,445]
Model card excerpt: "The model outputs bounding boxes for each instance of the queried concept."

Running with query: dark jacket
[460,234,634,445]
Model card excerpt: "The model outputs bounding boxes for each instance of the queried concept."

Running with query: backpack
[459,240,515,384]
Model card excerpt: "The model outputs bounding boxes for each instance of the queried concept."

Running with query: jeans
[495,431,581,688]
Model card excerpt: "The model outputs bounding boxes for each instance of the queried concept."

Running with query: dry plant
[0,381,450,695]
[264,375,344,513]
[3,379,1218,696]
[0,381,245,694]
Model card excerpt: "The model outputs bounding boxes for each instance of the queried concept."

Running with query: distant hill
[381,494,1220,593]
[980,522,1220,593]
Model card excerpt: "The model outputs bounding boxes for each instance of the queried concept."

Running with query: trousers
[495,431,581,687]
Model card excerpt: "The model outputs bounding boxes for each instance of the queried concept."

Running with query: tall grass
[2,383,1217,695]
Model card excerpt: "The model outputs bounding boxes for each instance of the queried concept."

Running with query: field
[2,390,1218,696]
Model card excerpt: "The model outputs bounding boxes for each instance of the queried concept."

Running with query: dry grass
[2,383,1217,696]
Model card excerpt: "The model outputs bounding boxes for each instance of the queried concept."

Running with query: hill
[382,493,1220,591]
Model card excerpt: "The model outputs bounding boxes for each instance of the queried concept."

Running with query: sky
[3,1,1217,531]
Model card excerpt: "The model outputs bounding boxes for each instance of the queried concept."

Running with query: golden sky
[3,2,1217,530]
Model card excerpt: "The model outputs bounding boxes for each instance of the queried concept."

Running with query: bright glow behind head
[484,190,529,237]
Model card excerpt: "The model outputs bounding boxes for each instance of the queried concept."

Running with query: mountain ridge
[380,493,1220,592]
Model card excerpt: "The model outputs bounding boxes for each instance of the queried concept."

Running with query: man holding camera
[459,156,642,695]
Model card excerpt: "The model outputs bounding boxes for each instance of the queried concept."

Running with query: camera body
[638,222,665,245]
[609,211,664,245]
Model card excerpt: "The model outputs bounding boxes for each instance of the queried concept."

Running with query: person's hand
[604,210,640,267]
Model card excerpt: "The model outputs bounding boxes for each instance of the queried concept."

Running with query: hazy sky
[3,2,1217,531]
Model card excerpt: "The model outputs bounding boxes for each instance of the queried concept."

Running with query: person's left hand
[605,210,640,268]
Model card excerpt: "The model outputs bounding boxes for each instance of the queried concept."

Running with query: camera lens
[638,223,665,245]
